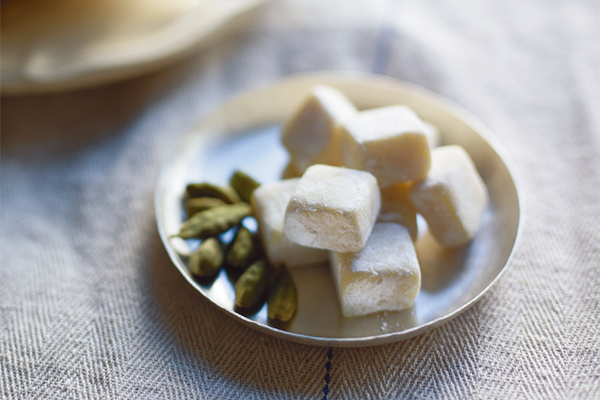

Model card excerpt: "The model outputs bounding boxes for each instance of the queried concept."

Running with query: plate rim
[155,72,525,347]
[0,0,266,95]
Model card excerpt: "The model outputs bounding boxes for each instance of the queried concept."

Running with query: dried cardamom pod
[184,197,227,218]
[177,203,252,239]
[235,259,269,309]
[226,226,261,270]
[230,170,261,203]
[188,237,223,278]
[267,266,298,323]
[186,183,240,204]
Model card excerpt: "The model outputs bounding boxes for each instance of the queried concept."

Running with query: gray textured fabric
[2,0,599,399]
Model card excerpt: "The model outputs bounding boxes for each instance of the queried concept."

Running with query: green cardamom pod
[226,226,261,270]
[230,170,261,203]
[177,203,251,239]
[186,183,240,204]
[184,197,227,218]
[267,266,298,323]
[187,237,223,278]
[235,259,269,309]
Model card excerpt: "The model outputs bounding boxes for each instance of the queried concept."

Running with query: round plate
[155,73,523,347]
[0,0,264,94]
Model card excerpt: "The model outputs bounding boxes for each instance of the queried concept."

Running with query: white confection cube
[341,105,431,186]
[409,145,488,247]
[280,159,302,180]
[251,179,328,267]
[329,223,421,318]
[284,164,380,253]
[378,182,418,241]
[281,86,357,174]
[422,121,441,148]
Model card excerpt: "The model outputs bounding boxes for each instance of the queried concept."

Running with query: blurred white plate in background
[0,0,265,94]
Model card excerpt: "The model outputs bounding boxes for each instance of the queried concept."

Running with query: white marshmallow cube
[252,179,328,267]
[422,121,441,148]
[378,182,418,241]
[281,86,357,174]
[284,164,380,253]
[329,223,421,318]
[409,145,488,247]
[341,105,431,186]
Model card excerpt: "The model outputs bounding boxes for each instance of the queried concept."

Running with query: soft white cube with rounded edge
[251,178,328,267]
[409,145,488,247]
[284,164,380,253]
[281,85,358,174]
[422,121,441,148]
[329,222,421,318]
[341,105,431,187]
[378,182,418,241]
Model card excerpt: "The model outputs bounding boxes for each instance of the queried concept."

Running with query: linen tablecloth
[2,0,599,398]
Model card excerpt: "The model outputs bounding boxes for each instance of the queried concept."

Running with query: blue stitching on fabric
[371,0,393,74]
[372,25,394,74]
[322,347,333,400]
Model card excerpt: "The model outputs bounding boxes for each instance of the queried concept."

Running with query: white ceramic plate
[0,0,265,94]
[155,74,523,347]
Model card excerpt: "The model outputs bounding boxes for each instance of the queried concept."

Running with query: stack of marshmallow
[251,86,488,318]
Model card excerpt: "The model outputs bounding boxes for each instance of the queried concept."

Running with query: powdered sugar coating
[281,86,357,174]
[341,105,431,186]
[409,145,488,247]
[329,223,421,317]
[252,178,328,267]
[284,165,380,252]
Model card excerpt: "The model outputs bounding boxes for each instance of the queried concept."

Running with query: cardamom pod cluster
[175,170,298,326]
